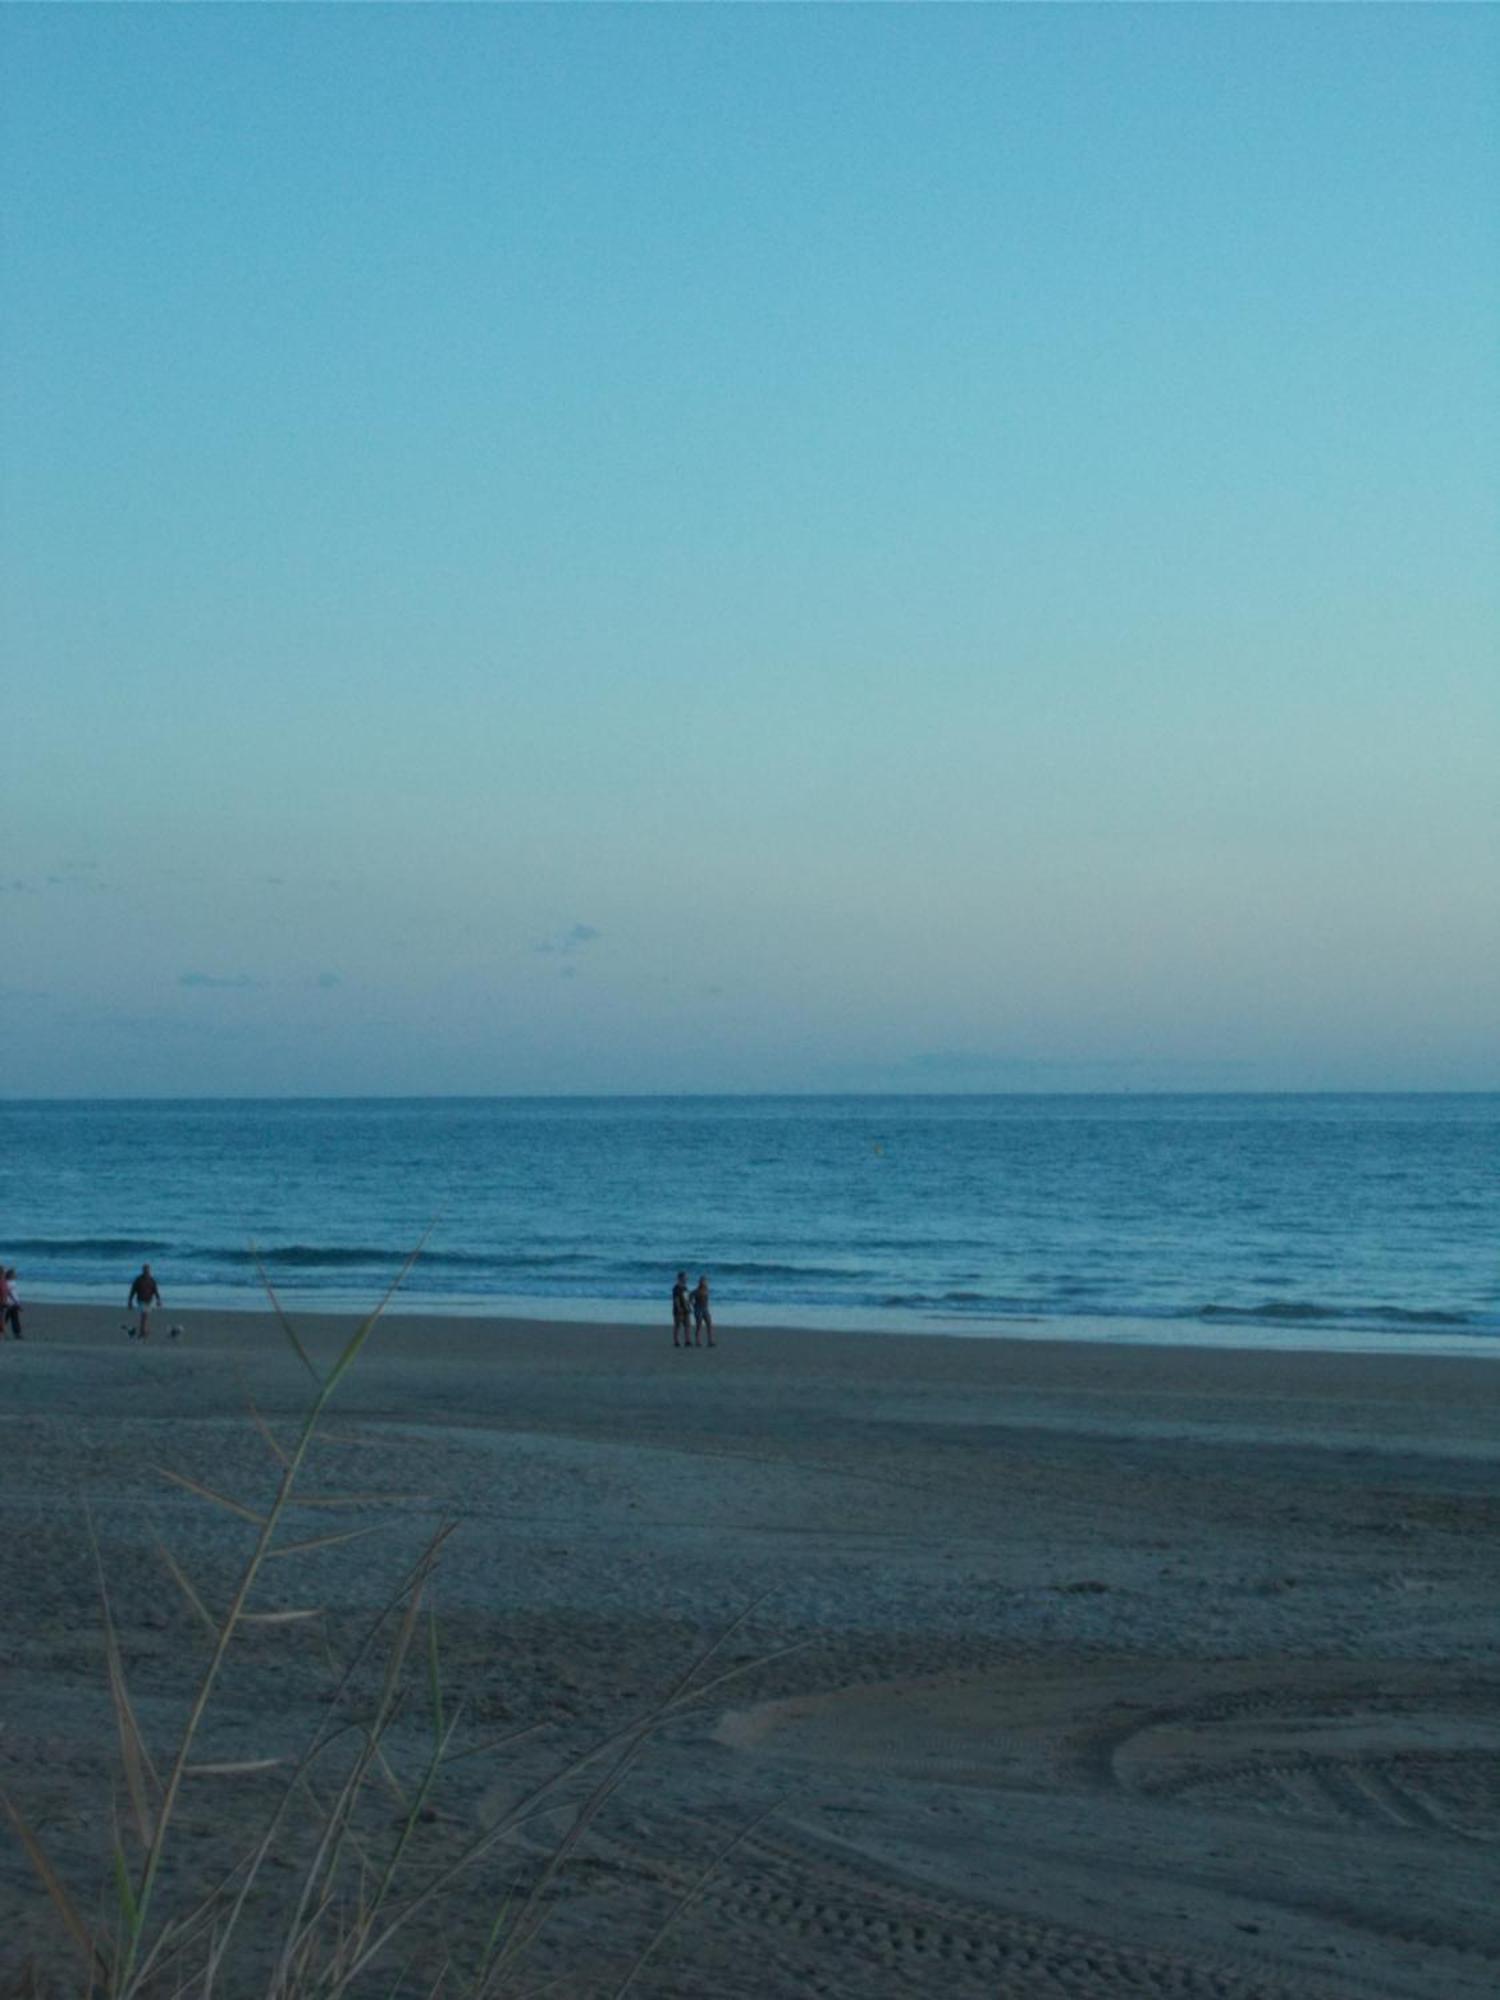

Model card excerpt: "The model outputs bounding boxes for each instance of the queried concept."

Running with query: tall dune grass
[2,1260,786,1998]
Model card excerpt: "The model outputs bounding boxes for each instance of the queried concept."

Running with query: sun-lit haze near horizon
[2,7,1496,1098]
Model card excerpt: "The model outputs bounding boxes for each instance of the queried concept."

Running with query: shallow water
[2,1094,1496,1349]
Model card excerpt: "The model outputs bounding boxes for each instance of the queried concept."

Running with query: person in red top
[128,1263,162,1340]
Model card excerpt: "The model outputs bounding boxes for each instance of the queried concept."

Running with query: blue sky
[2,6,1496,1095]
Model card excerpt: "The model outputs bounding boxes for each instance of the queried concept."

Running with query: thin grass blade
[661,1637,811,1712]
[116,1251,441,1992]
[443,1720,546,1766]
[468,1883,518,2000]
[111,1838,141,1943]
[362,1714,656,1992]
[498,1731,652,1969]
[103,1622,159,1849]
[244,1391,292,1468]
[91,1522,161,1847]
[154,1464,267,1526]
[380,1941,427,2000]
[611,1803,780,2000]
[201,1529,469,1980]
[427,1603,444,1744]
[252,1251,323,1384]
[182,1756,285,1777]
[0,1788,104,1971]
[371,1738,413,1811]
[367,1702,467,1934]
[276,1527,450,1984]
[156,1539,221,1642]
[265,1523,386,1560]
[321,1233,431,1396]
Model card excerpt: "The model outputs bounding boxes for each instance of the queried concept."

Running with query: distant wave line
[1194,1299,1472,1328]
[8,1240,597,1273]
[621,1258,870,1281]
[6,1236,175,1256]
[876,1290,1481,1330]
[215,1245,597,1272]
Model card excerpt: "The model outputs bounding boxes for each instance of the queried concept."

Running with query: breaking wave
[1193,1300,1473,1328]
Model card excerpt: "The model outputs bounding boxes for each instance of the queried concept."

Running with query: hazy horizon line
[4,1089,1498,1107]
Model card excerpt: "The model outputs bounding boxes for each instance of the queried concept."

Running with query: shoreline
[16,1290,1500,1360]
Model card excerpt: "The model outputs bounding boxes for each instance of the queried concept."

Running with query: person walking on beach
[0,1264,20,1344]
[2,1268,23,1340]
[128,1263,161,1340]
[672,1270,692,1349]
[692,1274,714,1348]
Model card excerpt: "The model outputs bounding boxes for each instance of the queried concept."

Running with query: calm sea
[1,1096,1496,1352]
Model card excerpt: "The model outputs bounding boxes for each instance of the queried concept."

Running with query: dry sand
[2,1306,1497,1997]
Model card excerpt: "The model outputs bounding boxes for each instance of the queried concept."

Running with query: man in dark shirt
[128,1263,162,1340]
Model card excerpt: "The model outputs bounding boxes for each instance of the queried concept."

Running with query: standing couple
[672,1271,713,1349]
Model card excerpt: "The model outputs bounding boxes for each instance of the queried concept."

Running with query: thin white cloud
[533,922,603,957]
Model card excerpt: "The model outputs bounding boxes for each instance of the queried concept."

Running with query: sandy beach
[2,1306,1497,1998]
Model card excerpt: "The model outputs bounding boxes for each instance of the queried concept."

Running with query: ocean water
[1,1096,1496,1352]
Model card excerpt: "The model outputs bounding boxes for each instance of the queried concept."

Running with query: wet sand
[2,1306,1497,1996]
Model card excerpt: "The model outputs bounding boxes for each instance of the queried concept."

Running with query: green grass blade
[112,1839,141,1942]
